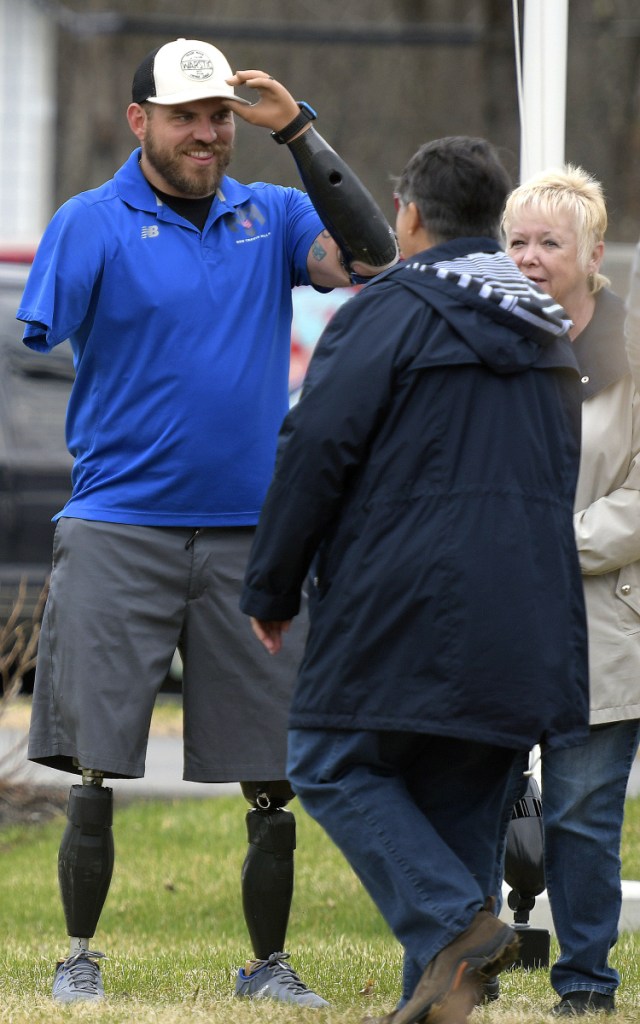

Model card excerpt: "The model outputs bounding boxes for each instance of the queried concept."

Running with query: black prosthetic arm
[287,127,399,278]
[58,785,114,939]
[241,807,296,959]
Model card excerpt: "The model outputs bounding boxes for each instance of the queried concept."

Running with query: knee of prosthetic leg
[241,782,297,857]
[58,780,114,939]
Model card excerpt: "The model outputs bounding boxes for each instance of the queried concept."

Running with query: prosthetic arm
[228,74,398,282]
[274,107,399,282]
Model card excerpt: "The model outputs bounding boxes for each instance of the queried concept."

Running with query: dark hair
[395,136,512,242]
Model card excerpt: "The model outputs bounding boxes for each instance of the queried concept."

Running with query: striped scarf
[403,250,572,337]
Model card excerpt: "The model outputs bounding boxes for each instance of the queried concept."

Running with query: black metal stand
[507,889,550,969]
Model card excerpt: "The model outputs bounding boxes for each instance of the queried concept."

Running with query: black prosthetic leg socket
[58,784,114,939]
[241,808,296,960]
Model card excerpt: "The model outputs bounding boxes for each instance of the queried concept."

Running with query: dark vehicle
[0,257,74,636]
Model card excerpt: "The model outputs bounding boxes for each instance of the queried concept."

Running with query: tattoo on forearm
[311,230,331,262]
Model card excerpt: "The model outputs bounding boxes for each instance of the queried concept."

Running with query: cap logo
[180,49,214,82]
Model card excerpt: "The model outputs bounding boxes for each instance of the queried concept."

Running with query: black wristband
[271,101,317,145]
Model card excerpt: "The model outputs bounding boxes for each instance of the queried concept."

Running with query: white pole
[520,0,569,182]
[0,0,55,248]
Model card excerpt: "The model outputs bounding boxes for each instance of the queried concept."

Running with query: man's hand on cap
[226,70,300,132]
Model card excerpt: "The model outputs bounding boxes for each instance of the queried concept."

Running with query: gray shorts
[28,519,307,782]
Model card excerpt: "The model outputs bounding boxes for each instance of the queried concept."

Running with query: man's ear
[127,102,148,142]
[405,201,422,237]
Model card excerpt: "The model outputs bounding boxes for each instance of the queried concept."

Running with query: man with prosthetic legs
[56,772,311,1004]
[17,38,397,1006]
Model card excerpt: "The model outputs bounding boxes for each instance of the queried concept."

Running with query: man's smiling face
[137,98,235,198]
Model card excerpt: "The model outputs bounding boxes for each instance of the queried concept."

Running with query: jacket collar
[572,289,629,401]
[413,236,502,264]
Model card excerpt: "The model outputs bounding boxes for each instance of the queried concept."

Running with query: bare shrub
[0,580,66,825]
[0,578,48,702]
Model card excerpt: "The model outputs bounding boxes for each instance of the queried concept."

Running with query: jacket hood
[386,238,573,374]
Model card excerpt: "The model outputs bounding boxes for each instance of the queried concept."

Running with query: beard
[143,127,233,199]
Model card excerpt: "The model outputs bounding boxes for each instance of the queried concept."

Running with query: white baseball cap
[131,38,250,106]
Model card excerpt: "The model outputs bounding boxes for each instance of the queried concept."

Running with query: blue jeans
[542,719,640,998]
[288,728,519,1004]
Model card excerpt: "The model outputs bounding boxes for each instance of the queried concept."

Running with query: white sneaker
[235,951,328,1007]
[52,949,106,1003]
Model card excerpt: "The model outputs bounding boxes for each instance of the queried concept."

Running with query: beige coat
[624,241,640,391]
[575,288,640,724]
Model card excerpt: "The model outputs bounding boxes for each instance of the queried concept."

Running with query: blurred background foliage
[45,0,640,240]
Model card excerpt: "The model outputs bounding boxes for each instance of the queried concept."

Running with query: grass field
[0,698,639,1023]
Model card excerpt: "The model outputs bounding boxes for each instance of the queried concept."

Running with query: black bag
[504,775,545,899]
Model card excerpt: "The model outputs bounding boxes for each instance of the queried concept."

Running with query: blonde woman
[503,166,640,1017]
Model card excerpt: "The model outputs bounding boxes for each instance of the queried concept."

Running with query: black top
[151,186,214,232]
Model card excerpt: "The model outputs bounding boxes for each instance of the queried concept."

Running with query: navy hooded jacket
[241,238,589,752]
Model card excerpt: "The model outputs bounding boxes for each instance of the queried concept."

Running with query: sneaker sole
[53,992,104,1004]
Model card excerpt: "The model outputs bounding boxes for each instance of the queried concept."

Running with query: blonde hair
[501,164,609,294]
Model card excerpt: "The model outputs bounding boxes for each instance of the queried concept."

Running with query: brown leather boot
[362,976,480,1024]
[364,910,519,1024]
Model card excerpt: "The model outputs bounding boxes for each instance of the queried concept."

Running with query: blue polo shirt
[17,149,325,525]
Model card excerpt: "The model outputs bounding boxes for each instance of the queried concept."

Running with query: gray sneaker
[235,951,328,1007]
[52,949,106,1003]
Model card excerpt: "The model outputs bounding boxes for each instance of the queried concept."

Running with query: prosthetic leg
[240,780,296,958]
[235,780,327,1007]
[53,770,114,1003]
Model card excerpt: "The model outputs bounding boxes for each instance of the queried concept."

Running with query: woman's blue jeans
[288,727,519,1004]
[542,719,640,998]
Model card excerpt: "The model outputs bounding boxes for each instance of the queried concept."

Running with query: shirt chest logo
[229,202,266,238]
[141,224,160,239]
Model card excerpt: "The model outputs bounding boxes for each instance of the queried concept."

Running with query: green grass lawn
[0,769,638,1022]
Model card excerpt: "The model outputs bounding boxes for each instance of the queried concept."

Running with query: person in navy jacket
[241,136,590,1024]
